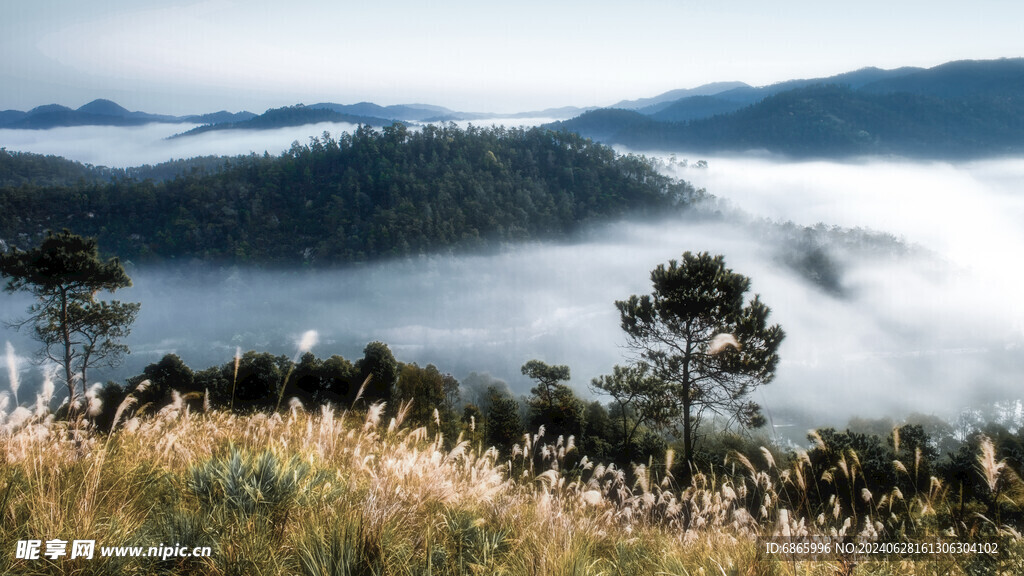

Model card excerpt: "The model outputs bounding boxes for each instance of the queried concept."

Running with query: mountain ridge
[4,58,1024,158]
[0,99,591,130]
[547,58,1024,158]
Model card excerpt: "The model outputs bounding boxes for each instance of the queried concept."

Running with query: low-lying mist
[0,122,362,168]
[2,140,1023,431]
[0,118,558,168]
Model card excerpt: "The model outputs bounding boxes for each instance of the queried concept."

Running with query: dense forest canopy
[0,125,695,265]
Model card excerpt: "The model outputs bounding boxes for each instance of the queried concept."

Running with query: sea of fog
[2,123,1024,429]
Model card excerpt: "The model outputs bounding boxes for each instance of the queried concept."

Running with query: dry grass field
[2,395,1022,575]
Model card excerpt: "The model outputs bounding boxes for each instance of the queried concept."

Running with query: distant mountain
[647,95,751,123]
[0,99,184,128]
[859,58,1024,99]
[418,106,596,123]
[171,104,400,138]
[703,66,926,105]
[0,110,27,125]
[549,109,659,143]
[551,82,1024,158]
[505,106,598,119]
[28,104,75,115]
[631,66,925,123]
[76,98,132,117]
[183,110,258,125]
[680,84,1024,156]
[548,59,1024,158]
[308,102,452,122]
[0,98,548,130]
[5,104,109,129]
[7,57,1024,155]
[0,98,635,133]
[0,99,260,130]
[171,102,593,135]
[613,82,751,111]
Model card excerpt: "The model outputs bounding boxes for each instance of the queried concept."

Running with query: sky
[2,0,1023,115]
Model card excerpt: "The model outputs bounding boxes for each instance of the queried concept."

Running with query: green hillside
[0,124,695,265]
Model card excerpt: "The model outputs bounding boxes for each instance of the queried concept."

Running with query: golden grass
[1,402,1021,575]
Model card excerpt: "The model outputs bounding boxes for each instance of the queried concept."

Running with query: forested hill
[0,124,694,265]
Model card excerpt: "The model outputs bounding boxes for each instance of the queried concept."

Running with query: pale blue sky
[2,0,1022,114]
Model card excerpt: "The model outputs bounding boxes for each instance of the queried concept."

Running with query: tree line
[0,148,238,188]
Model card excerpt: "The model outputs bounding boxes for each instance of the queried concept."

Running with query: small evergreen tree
[485,386,523,457]
[617,252,784,468]
[354,341,398,406]
[0,230,139,414]
[128,353,195,412]
[521,360,584,442]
